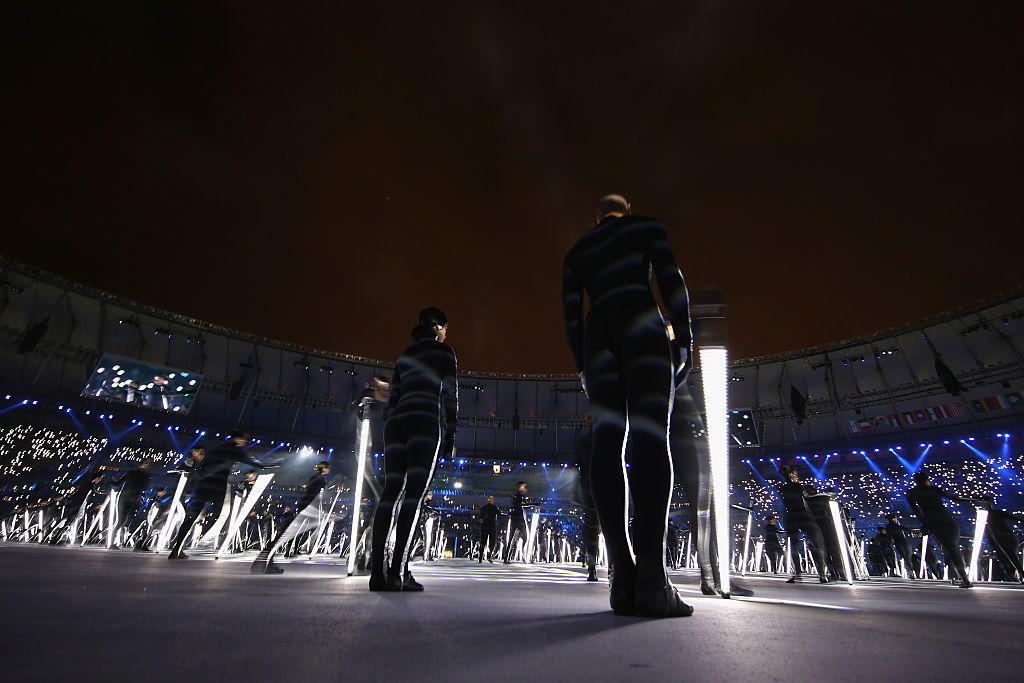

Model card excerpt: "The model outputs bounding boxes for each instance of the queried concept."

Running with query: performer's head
[189,446,205,462]
[779,465,798,483]
[424,490,433,502]
[137,457,154,472]
[411,307,449,342]
[913,472,930,487]
[228,428,250,446]
[315,460,331,474]
[886,512,898,523]
[594,193,630,225]
[517,481,527,493]
[486,495,495,504]
[768,515,777,526]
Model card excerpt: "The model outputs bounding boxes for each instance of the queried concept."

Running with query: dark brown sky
[8,2,1024,373]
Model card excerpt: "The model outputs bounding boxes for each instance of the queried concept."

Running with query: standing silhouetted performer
[562,194,693,618]
[777,466,829,583]
[369,307,457,592]
[478,495,501,563]
[906,471,973,588]
[503,481,535,563]
[168,430,272,560]
[250,460,330,574]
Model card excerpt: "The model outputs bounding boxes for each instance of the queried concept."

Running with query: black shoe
[959,579,973,589]
[265,561,284,575]
[608,562,637,615]
[587,567,598,582]
[250,560,267,574]
[786,576,797,584]
[478,558,483,563]
[168,551,188,560]
[636,583,694,618]
[819,576,830,584]
[729,582,754,597]
[487,557,494,564]
[369,572,402,592]
[700,579,717,596]
[503,560,512,565]
[402,571,424,591]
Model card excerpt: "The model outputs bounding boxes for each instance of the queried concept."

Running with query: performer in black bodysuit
[250,461,330,574]
[562,194,693,618]
[980,497,1024,583]
[873,526,897,576]
[111,457,154,546]
[168,430,273,560]
[478,495,501,563]
[503,481,535,563]
[776,466,829,583]
[906,471,974,588]
[45,470,104,544]
[369,308,457,592]
[763,516,784,573]
[885,512,914,577]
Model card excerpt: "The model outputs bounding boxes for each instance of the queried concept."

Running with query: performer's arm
[441,349,459,454]
[562,255,585,376]
[649,223,692,368]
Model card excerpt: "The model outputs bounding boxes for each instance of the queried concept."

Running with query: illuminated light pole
[699,345,730,597]
[754,540,765,573]
[106,489,118,548]
[347,399,372,576]
[826,499,854,585]
[524,511,541,562]
[967,507,989,583]
[311,488,342,556]
[157,472,189,551]
[216,472,274,558]
[918,534,930,578]
[735,505,753,576]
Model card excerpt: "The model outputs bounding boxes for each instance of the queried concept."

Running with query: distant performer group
[11,194,1017,618]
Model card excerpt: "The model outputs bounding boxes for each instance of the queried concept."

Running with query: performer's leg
[370,420,407,588]
[169,492,212,558]
[389,429,438,587]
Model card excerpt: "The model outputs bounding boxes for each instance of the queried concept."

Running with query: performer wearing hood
[369,307,457,592]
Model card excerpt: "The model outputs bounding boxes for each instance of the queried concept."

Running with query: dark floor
[1,544,1022,682]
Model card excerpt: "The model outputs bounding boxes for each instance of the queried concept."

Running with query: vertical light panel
[967,507,988,583]
[106,490,118,548]
[157,472,189,551]
[216,472,274,557]
[525,511,540,563]
[741,511,752,576]
[919,534,929,578]
[699,346,731,596]
[347,412,371,576]
[827,499,854,585]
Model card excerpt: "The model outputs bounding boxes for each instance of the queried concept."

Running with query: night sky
[8,3,1023,373]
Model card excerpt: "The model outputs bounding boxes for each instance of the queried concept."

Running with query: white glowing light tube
[216,472,274,557]
[347,411,371,576]
[741,510,752,576]
[106,490,118,548]
[967,507,988,583]
[827,499,854,585]
[157,472,189,551]
[525,511,540,563]
[918,534,929,578]
[699,346,731,596]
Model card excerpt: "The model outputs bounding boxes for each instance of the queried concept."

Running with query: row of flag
[846,392,1022,434]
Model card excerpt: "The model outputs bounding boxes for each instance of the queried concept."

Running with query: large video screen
[82,354,203,413]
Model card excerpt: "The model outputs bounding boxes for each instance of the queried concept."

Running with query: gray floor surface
[1,543,1022,682]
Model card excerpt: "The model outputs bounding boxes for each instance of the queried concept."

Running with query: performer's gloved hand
[673,345,691,386]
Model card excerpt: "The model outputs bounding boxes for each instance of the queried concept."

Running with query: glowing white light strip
[525,511,540,563]
[967,507,988,583]
[157,472,189,551]
[918,534,929,578]
[106,490,118,548]
[216,472,274,557]
[827,499,854,585]
[312,489,342,556]
[424,516,436,560]
[699,346,730,596]
[754,540,764,573]
[741,511,752,576]
[347,412,370,576]
[198,489,233,545]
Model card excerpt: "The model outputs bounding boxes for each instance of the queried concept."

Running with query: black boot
[369,572,402,591]
[168,551,188,560]
[635,557,692,618]
[265,560,284,574]
[607,560,637,615]
[402,570,424,591]
[587,566,598,582]
[250,559,267,574]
